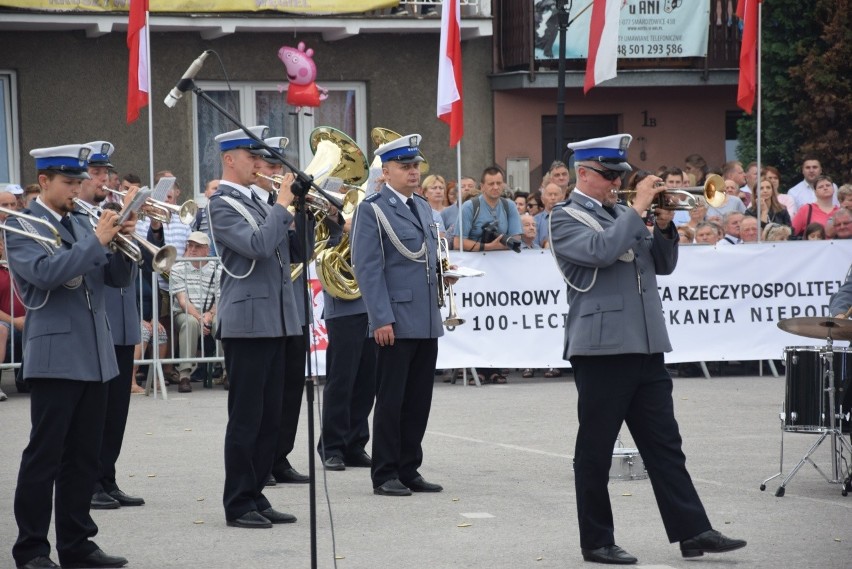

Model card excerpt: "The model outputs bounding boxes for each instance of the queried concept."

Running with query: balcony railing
[496,0,740,75]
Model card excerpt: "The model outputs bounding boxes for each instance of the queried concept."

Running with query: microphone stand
[188,81,320,568]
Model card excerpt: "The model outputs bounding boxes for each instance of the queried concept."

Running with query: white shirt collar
[218,180,253,201]
[35,196,63,221]
[384,183,413,205]
[250,184,271,203]
[571,188,603,207]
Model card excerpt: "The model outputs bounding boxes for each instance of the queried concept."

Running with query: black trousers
[96,344,135,492]
[570,353,711,549]
[273,327,307,467]
[317,313,377,460]
[371,338,438,487]
[13,379,108,566]
[222,337,286,520]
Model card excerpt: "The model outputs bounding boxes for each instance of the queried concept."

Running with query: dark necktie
[602,205,618,218]
[406,197,420,225]
[60,215,74,238]
[267,192,276,206]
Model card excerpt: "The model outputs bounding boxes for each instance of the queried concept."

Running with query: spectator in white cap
[170,231,221,393]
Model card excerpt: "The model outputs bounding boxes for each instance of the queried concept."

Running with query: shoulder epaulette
[364,193,381,202]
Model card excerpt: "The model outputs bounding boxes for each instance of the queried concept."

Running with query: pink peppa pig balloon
[277,42,329,114]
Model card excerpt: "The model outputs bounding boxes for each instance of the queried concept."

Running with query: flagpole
[755,1,762,241]
[145,9,154,187]
[455,141,462,248]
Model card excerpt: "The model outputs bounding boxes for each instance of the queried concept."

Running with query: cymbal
[777,317,852,340]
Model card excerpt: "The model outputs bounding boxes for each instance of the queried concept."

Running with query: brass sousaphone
[315,127,430,301]
[291,127,369,281]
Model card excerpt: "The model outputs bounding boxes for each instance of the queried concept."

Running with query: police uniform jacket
[5,201,134,381]
[351,187,442,339]
[320,215,367,320]
[103,262,141,346]
[291,210,315,328]
[208,184,302,339]
[549,196,677,359]
[829,265,852,316]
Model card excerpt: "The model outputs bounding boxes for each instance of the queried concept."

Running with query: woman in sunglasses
[526,191,543,216]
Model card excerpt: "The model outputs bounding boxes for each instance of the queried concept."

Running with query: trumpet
[72,199,177,274]
[437,236,464,327]
[252,173,355,217]
[0,207,62,248]
[104,186,198,225]
[616,174,726,211]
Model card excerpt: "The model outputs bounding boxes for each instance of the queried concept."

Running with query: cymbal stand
[768,335,852,497]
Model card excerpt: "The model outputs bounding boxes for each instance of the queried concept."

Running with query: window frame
[0,70,21,184]
[191,81,368,200]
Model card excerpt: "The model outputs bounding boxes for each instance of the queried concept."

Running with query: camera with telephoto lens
[481,221,522,253]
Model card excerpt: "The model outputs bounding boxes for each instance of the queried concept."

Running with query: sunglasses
[527,202,541,208]
[584,165,623,181]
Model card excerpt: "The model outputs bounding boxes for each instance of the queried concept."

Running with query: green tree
[735,0,824,190]
[790,0,852,184]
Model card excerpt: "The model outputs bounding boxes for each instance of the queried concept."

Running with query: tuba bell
[290,127,369,281]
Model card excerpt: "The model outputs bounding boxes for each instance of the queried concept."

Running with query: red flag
[437,0,463,147]
[584,0,621,94]
[736,0,760,114]
[127,0,149,123]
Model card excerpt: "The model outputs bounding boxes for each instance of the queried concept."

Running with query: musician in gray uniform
[317,210,376,472]
[351,134,452,496]
[207,126,302,529]
[248,136,313,485]
[549,134,746,565]
[8,144,136,569]
[74,142,146,511]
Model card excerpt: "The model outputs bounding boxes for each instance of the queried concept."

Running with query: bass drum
[783,346,852,433]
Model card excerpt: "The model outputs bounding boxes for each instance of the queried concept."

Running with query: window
[0,71,20,184]
[193,81,367,198]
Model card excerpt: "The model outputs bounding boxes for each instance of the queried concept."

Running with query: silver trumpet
[0,206,62,248]
[72,199,177,274]
[104,186,198,225]
[437,236,464,327]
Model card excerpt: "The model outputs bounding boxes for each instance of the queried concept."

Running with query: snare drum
[783,346,852,432]
[610,448,648,480]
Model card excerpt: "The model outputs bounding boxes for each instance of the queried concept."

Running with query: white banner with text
[306,241,852,372]
[534,0,710,61]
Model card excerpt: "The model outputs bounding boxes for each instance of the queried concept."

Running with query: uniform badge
[388,196,397,205]
[583,200,594,210]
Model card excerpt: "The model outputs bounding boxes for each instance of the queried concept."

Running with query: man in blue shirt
[452,166,522,252]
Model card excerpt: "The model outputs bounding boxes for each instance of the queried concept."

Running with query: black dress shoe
[60,548,127,568]
[226,510,272,529]
[259,507,297,524]
[17,556,59,569]
[343,450,372,468]
[581,545,637,565]
[108,488,144,507]
[402,476,443,493]
[323,456,346,471]
[272,466,310,484]
[373,479,412,496]
[265,474,277,486]
[680,529,747,558]
[90,490,120,510]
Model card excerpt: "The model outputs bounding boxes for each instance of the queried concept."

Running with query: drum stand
[761,336,852,497]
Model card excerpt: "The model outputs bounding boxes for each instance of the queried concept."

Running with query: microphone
[163,51,210,108]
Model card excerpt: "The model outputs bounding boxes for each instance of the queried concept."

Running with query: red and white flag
[127,0,150,123]
[584,0,621,94]
[736,0,760,114]
[437,0,463,147]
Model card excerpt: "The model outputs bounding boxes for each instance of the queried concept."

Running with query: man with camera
[452,166,522,253]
